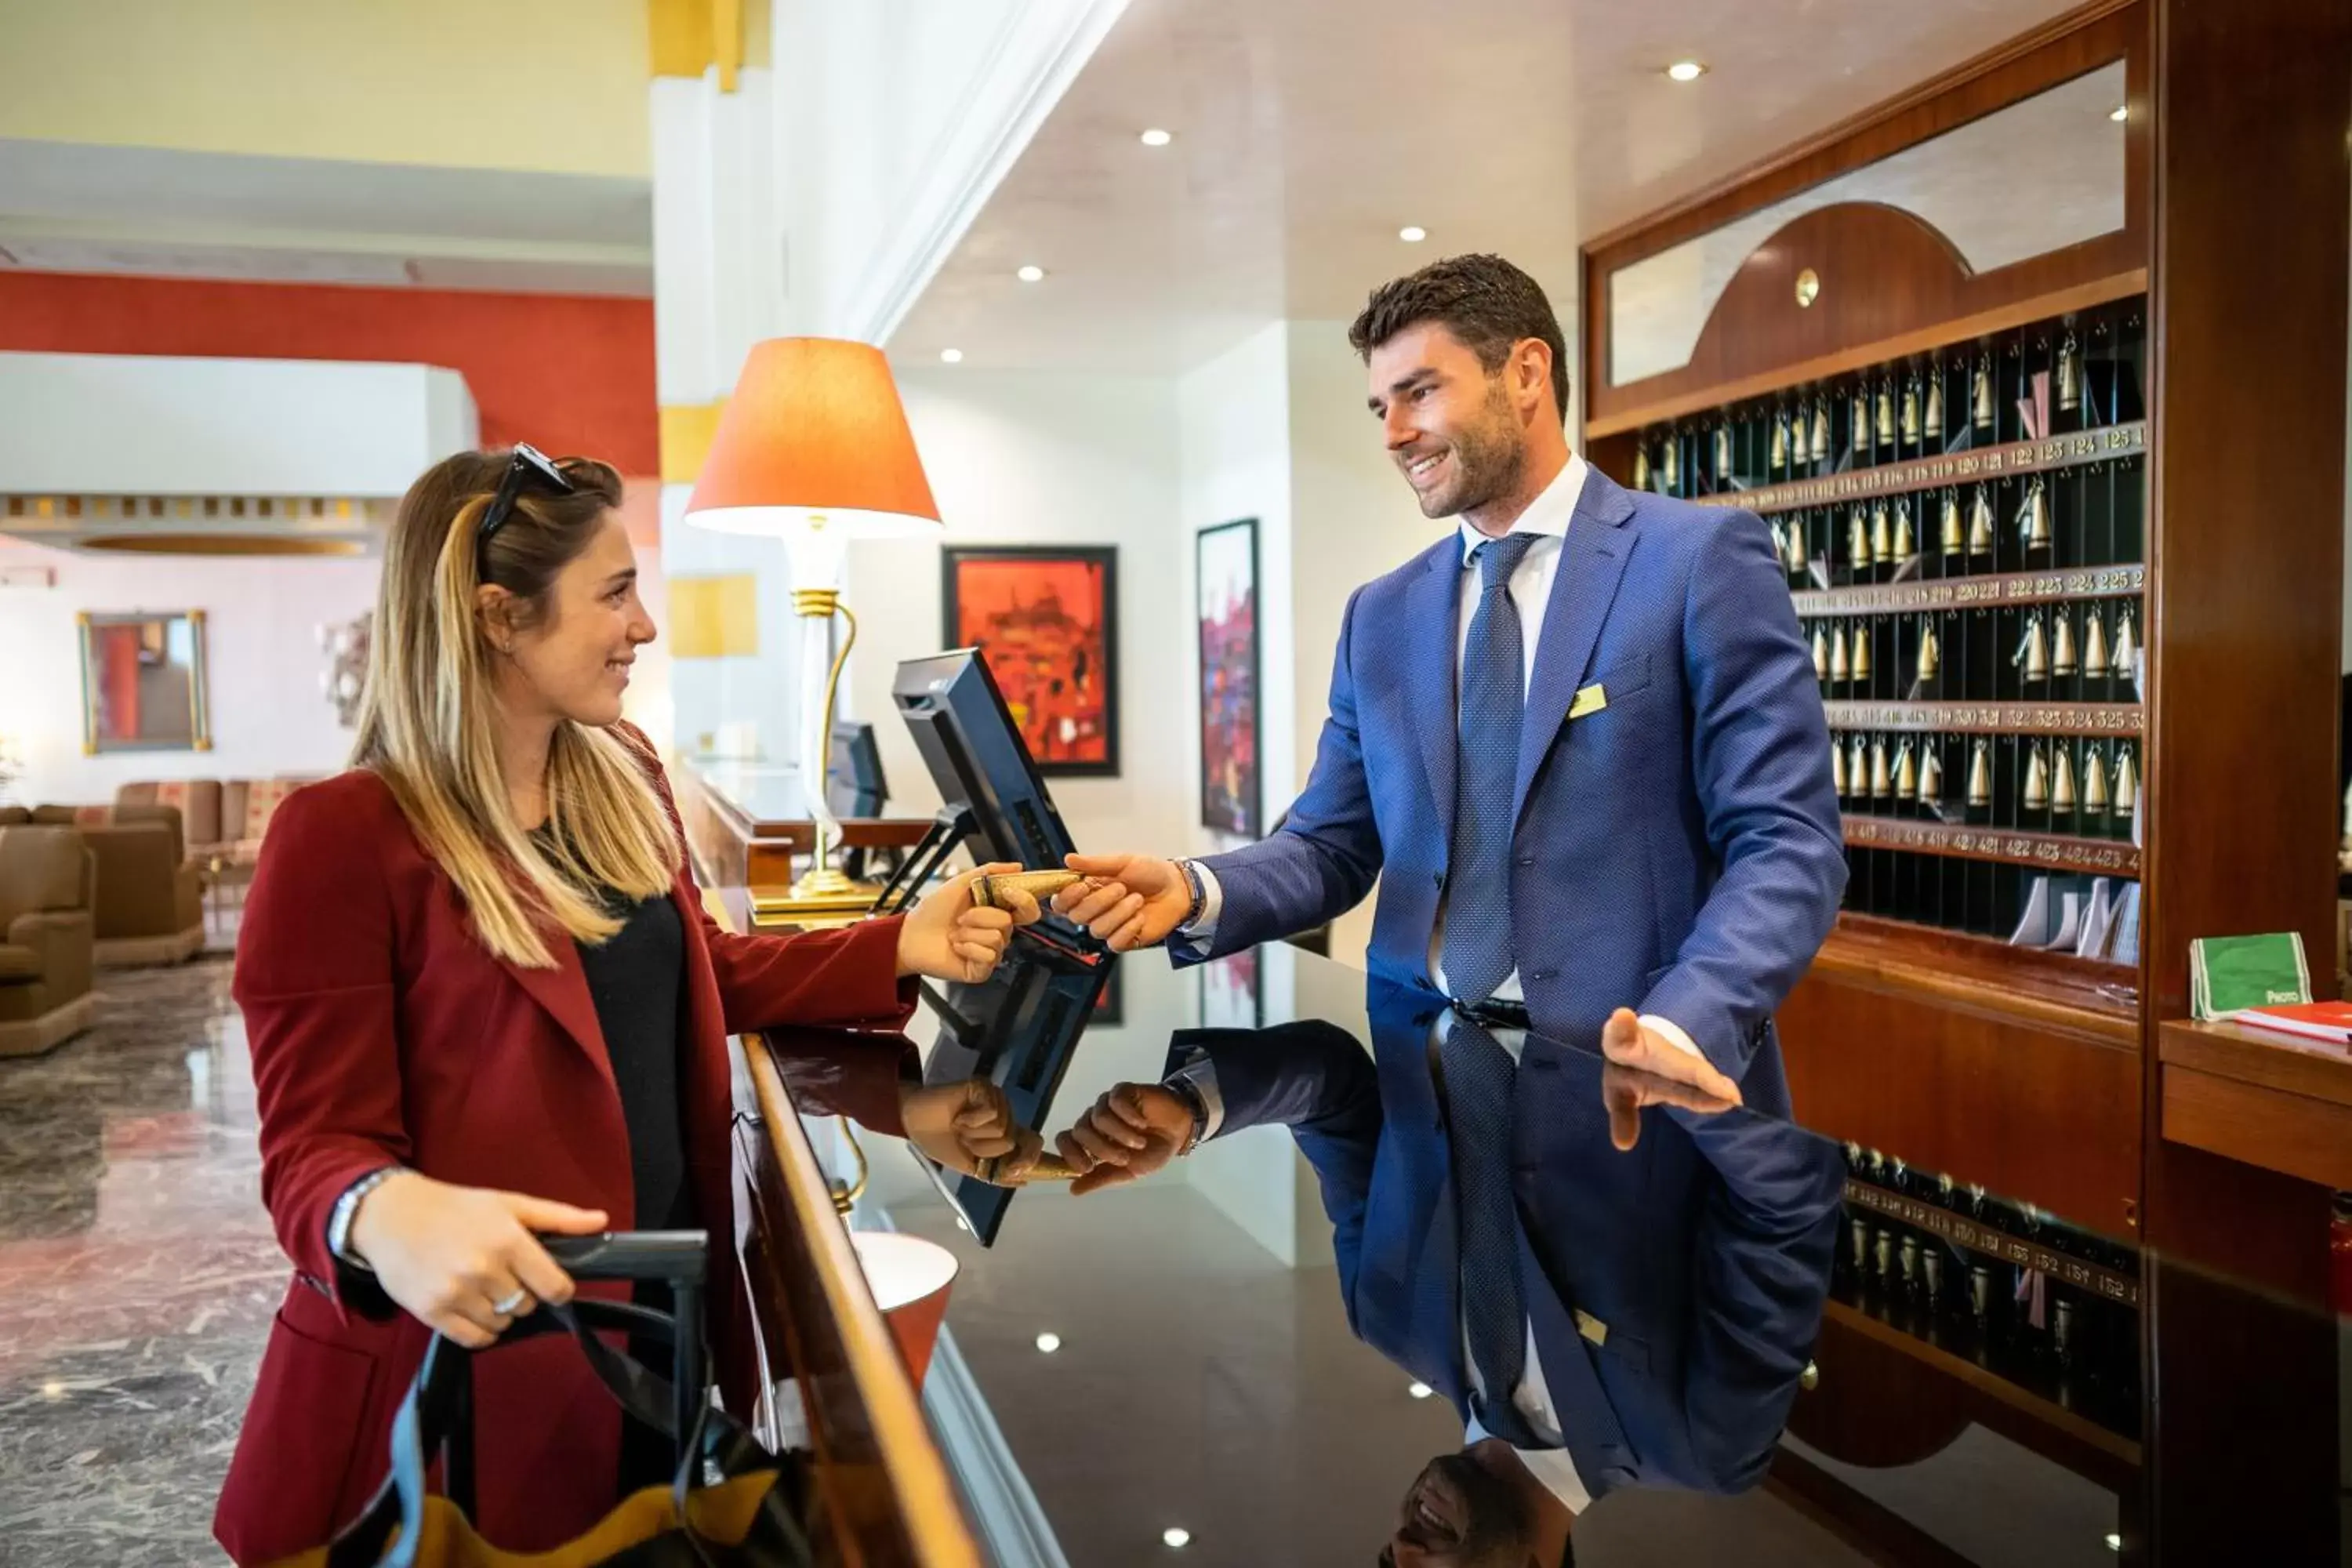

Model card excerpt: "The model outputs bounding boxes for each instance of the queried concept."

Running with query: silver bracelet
[325,1165,408,1269]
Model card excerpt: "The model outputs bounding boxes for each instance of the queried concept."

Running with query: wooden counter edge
[1809,924,2141,1047]
[2157,1018,2352,1192]
[708,888,985,1568]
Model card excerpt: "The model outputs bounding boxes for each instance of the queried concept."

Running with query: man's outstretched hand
[1053,1083,1196,1195]
[1598,1007,1743,1110]
[1051,853,1195,953]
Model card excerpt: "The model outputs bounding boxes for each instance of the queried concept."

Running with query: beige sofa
[0,825,97,1057]
[24,805,205,965]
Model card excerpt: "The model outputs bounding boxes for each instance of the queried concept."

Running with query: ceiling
[0,138,653,296]
[893,0,2085,376]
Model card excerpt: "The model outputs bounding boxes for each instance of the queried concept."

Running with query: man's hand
[901,1078,1043,1186]
[1054,1083,1195,1195]
[897,862,1042,982]
[1051,853,1193,952]
[1601,1058,1740,1151]
[1599,1007,1743,1109]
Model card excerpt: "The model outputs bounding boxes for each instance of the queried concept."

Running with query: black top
[569,877,693,1233]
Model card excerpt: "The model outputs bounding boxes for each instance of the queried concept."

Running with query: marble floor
[0,954,269,1567]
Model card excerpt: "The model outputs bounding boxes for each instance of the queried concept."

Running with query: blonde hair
[352,449,679,967]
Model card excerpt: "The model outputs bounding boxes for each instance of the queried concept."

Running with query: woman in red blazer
[215,448,1043,1563]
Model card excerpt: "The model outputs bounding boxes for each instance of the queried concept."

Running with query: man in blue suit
[1055,253,1843,1106]
[1052,983,1845,1564]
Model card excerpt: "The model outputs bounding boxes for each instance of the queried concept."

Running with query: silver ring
[492,1290,528,1316]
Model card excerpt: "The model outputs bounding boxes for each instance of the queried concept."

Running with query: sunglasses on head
[474,444,576,584]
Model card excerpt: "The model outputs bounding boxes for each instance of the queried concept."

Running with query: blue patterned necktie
[1443,1014,1538,1446]
[1442,531,1540,1004]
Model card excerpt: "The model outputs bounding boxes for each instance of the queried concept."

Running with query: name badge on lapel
[1567,683,1608,720]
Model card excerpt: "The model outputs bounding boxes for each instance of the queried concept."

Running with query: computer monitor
[826,720,887,819]
[891,649,1077,869]
[910,947,1112,1244]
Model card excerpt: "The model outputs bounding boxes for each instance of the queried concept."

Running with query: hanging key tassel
[1830,622,1851,684]
[2111,605,2138,684]
[2022,477,2053,553]
[1973,352,1995,430]
[1915,615,1940,684]
[1851,619,1873,684]
[1918,743,1944,809]
[1813,624,1830,681]
[2084,743,2109,815]
[2083,609,2111,685]
[1968,485,1996,555]
[2052,611,2078,678]
[1966,739,1992,808]
[1901,376,1922,445]
[2113,745,2139,816]
[1661,428,1679,493]
[2058,331,2082,413]
[2053,746,2077,813]
[2017,612,2049,684]
[1831,733,1849,796]
[1925,361,1945,438]
[1870,735,1892,799]
[1894,739,1918,799]
[1940,489,1965,556]
[1810,397,1831,465]
[2024,743,2051,812]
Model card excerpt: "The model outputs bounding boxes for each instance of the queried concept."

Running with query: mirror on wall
[78,610,211,754]
[1609,60,2129,387]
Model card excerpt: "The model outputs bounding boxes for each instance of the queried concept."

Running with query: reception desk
[676,757,931,891]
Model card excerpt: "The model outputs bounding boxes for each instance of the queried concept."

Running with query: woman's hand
[345,1171,608,1348]
[901,1078,1043,1185]
[895,861,1043,983]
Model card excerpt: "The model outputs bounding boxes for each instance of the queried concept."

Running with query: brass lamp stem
[790,585,863,901]
[829,1115,869,1216]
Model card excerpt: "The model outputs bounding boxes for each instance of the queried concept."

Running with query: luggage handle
[543,1229,709,1286]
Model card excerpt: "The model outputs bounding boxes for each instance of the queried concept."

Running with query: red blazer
[215,731,916,1564]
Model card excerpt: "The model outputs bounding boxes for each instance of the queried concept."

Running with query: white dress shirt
[1182,451,1700,1061]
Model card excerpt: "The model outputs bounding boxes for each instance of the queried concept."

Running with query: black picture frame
[1196,518,1262,837]
[941,546,1120,779]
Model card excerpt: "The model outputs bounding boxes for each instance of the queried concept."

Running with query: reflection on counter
[811,938,1849,1563]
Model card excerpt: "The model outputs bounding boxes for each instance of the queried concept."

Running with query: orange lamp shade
[684,337,942,538]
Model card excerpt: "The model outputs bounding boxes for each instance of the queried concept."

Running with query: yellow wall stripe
[647,0,753,88]
[659,398,728,485]
[668,574,761,659]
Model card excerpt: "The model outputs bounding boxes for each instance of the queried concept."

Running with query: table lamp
[684,338,942,916]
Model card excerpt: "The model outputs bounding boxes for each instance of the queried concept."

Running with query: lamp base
[749,871,885,924]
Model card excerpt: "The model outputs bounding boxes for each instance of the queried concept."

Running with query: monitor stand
[871,805,978,916]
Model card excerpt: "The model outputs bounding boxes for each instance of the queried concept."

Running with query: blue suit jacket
[1191,467,1844,1094]
[1173,985,1843,1500]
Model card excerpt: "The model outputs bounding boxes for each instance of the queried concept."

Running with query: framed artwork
[1200,949,1262,1031]
[1092,960,1124,1028]
[1196,518,1261,837]
[942,546,1119,776]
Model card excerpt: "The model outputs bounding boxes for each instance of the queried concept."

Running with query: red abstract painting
[943,546,1120,775]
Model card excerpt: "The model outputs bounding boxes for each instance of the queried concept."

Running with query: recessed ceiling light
[1035,1331,1062,1353]
[1139,128,1173,147]
[1163,1528,1192,1549]
[1017,264,1047,283]
[939,348,964,364]
[2104,1535,2122,1552]
[1399,226,1428,243]
[1408,1381,1435,1399]
[1666,60,1708,82]
[2109,104,2129,122]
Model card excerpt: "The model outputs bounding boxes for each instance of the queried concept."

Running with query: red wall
[0,272,659,474]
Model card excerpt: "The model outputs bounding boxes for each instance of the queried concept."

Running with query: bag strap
[325,1300,686,1568]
